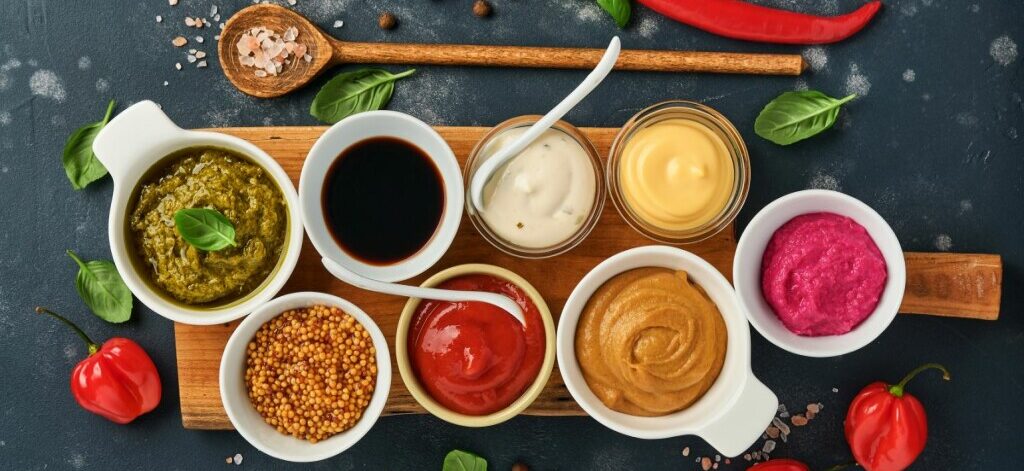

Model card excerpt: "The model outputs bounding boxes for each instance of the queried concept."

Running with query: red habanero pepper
[635,0,883,45]
[845,363,951,471]
[748,459,854,471]
[747,459,809,471]
[37,307,162,424]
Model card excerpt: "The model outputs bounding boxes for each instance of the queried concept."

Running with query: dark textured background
[1,0,1021,469]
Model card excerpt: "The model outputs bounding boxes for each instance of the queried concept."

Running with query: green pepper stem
[888,363,951,397]
[35,307,99,355]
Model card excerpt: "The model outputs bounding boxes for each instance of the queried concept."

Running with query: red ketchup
[408,274,545,416]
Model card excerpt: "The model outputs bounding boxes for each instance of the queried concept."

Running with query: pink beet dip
[760,212,888,337]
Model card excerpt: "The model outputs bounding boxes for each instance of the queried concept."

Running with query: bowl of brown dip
[557,246,777,458]
[92,101,303,325]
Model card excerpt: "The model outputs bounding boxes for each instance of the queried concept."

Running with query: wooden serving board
[175,126,1003,430]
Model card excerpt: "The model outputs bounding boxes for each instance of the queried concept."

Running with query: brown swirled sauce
[575,268,727,416]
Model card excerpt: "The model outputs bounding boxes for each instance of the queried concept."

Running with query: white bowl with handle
[91,101,303,325]
[557,246,777,457]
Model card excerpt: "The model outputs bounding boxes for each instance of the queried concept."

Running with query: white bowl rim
[556,245,776,449]
[733,189,906,358]
[298,110,463,283]
[219,291,392,463]
[92,101,303,326]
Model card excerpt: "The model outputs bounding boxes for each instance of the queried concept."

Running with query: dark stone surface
[0,0,1020,469]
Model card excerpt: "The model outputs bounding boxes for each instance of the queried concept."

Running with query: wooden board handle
[332,40,807,76]
[900,252,1002,320]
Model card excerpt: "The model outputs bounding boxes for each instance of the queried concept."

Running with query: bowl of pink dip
[733,190,905,357]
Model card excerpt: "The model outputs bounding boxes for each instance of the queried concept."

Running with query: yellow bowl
[395,264,555,427]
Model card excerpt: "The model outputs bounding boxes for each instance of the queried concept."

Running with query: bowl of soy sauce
[299,111,463,282]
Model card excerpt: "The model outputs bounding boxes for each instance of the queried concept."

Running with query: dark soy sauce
[322,137,445,265]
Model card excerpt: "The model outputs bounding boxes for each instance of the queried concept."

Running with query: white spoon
[469,36,621,209]
[320,257,526,325]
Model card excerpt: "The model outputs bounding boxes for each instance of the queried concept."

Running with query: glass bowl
[607,100,750,245]
[465,115,606,259]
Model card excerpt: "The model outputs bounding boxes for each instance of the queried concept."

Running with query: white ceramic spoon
[321,257,525,325]
[469,36,621,209]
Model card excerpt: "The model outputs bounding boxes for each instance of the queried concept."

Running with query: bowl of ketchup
[396,264,555,427]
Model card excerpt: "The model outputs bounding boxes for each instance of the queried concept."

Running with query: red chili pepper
[635,0,883,45]
[845,363,951,471]
[747,459,809,471]
[37,307,162,424]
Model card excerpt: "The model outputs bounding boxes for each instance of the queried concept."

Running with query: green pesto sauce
[128,147,287,306]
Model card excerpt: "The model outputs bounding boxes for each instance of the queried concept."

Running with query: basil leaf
[174,208,238,251]
[310,68,416,124]
[442,450,487,471]
[67,250,132,323]
[62,100,116,190]
[754,90,856,145]
[597,0,631,28]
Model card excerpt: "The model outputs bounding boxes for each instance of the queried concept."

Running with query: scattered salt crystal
[196,36,204,43]
[772,417,790,435]
[210,5,218,16]
[701,457,712,471]
[777,404,787,414]
[333,20,344,28]
[765,426,780,439]
[762,440,776,453]
[712,464,718,470]
[744,454,751,461]
[215,14,221,21]
[197,60,208,68]
[187,55,197,63]
[163,81,168,86]
[188,48,197,54]
[832,387,839,393]
[682,447,690,457]
[807,403,821,413]
[175,62,182,70]
[779,411,790,418]
[287,0,297,5]
[172,36,187,47]
[254,69,267,77]
[156,15,162,23]
[715,455,721,462]
[225,457,232,464]
[303,54,312,62]
[185,17,195,27]
[169,0,178,5]
[233,453,243,465]
[791,414,809,426]
[196,51,207,59]
[806,410,816,420]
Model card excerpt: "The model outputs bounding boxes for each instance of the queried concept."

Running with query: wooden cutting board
[174,126,1002,430]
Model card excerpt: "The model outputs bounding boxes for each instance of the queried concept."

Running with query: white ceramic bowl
[91,101,304,326]
[557,246,777,457]
[299,110,462,282]
[733,189,906,358]
[219,292,391,463]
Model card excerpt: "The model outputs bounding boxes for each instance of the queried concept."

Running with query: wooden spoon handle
[332,40,806,76]
[900,252,1002,320]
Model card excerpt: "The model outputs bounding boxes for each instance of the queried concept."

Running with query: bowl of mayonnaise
[465,116,605,258]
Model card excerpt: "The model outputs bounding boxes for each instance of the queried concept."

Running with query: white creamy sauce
[478,127,596,249]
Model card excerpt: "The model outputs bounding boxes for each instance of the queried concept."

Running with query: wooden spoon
[219,4,808,98]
